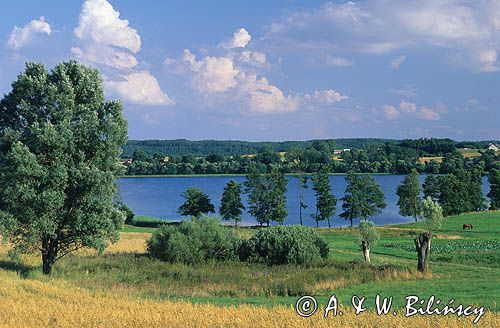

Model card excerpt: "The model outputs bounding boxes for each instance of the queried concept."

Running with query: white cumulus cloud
[311,90,348,104]
[235,72,300,113]
[169,28,347,114]
[417,106,441,120]
[73,0,172,106]
[183,49,239,93]
[7,17,51,50]
[74,0,141,53]
[223,28,251,49]
[71,45,138,70]
[105,71,174,105]
[383,105,400,120]
[399,100,417,112]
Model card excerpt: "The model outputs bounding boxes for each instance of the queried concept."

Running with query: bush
[239,226,329,265]
[147,217,241,264]
[116,201,135,225]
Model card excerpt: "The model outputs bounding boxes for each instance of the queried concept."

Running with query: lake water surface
[118,175,490,227]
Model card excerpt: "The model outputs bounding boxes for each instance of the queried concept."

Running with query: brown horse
[463,224,473,230]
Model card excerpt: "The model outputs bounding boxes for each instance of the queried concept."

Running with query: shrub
[116,202,135,225]
[239,226,329,265]
[147,217,240,264]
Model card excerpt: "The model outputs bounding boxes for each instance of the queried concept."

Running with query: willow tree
[358,220,379,263]
[414,197,443,272]
[0,61,127,274]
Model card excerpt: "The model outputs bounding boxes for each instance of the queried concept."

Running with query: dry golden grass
[0,268,498,328]
[103,232,150,254]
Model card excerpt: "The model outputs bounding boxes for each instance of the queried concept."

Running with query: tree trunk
[41,249,56,275]
[328,218,331,228]
[361,240,371,263]
[414,233,431,272]
[350,218,353,227]
[299,206,303,226]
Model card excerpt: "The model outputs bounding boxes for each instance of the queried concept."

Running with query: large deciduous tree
[396,169,422,222]
[340,172,386,227]
[244,165,269,226]
[0,61,127,274]
[269,166,288,225]
[219,180,245,227]
[488,169,500,210]
[244,165,288,226]
[298,174,308,226]
[422,175,440,202]
[312,168,336,227]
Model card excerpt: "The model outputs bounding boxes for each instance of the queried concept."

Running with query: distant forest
[121,138,500,176]
[122,138,395,157]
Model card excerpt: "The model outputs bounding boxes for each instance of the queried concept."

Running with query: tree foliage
[488,169,500,210]
[219,180,244,226]
[178,187,215,218]
[147,218,240,264]
[244,165,288,226]
[396,169,422,221]
[437,169,486,216]
[421,197,443,235]
[423,175,440,202]
[340,172,386,227]
[311,168,337,227]
[358,220,379,263]
[239,225,328,265]
[0,61,127,274]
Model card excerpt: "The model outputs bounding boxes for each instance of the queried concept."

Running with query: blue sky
[1,0,500,141]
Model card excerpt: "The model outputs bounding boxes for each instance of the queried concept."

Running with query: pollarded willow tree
[0,61,127,274]
[414,197,443,272]
[358,220,379,263]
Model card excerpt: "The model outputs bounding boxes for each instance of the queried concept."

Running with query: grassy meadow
[0,211,499,327]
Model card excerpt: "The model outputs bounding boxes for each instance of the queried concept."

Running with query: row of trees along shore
[177,165,500,228]
[177,167,387,228]
[124,140,500,176]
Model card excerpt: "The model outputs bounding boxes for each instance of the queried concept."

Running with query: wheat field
[0,267,497,328]
[1,232,499,327]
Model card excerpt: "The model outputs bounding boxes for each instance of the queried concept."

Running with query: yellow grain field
[0,267,497,328]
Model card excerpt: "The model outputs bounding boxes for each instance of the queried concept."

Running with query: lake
[118,175,491,227]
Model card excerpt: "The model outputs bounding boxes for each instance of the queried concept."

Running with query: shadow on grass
[0,260,37,278]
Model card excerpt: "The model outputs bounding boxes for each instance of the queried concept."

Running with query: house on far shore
[333,149,351,155]
[488,143,500,152]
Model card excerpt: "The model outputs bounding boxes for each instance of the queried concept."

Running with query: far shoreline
[118,172,396,178]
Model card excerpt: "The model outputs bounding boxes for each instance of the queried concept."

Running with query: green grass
[1,211,499,311]
[121,225,158,233]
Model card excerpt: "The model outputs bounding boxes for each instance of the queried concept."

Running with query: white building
[488,143,500,152]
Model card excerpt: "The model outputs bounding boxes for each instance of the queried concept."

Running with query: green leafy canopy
[0,61,127,274]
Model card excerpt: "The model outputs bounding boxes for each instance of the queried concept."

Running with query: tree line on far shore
[124,140,500,176]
